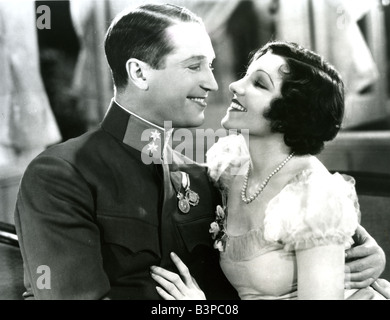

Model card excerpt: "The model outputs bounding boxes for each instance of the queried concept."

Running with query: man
[14,3,385,300]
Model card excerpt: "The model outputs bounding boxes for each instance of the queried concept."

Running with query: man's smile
[188,96,207,107]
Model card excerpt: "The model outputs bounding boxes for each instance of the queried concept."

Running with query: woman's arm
[296,244,345,300]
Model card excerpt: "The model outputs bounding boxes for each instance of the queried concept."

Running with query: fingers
[344,255,378,289]
[170,252,193,285]
[151,266,187,298]
[191,276,201,289]
[345,268,375,282]
[150,254,207,300]
[155,286,176,300]
[345,252,384,278]
[345,255,374,273]
[346,287,376,300]
[345,267,375,289]
[353,224,369,241]
[345,278,375,289]
[371,279,390,299]
[345,244,373,260]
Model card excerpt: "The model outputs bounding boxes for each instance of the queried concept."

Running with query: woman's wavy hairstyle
[250,41,345,155]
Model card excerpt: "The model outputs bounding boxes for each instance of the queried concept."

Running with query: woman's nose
[229,79,243,95]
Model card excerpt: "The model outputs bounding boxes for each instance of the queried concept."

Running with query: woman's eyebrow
[255,70,275,88]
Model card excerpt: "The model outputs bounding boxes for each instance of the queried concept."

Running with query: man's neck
[113,98,166,132]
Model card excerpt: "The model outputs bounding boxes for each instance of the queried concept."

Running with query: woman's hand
[150,252,206,300]
[345,224,386,289]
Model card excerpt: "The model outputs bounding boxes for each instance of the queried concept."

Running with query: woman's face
[221,52,286,136]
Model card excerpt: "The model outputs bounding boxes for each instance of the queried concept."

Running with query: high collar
[101,99,173,161]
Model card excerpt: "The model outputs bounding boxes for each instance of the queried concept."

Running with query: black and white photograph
[0,0,390,308]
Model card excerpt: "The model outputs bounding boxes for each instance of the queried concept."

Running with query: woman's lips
[228,99,247,112]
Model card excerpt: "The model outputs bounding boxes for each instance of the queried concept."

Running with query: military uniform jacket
[14,101,237,300]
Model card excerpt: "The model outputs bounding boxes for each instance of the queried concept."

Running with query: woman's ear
[125,58,149,90]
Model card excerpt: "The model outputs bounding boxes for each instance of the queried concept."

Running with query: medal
[177,192,190,214]
[172,171,200,214]
[182,172,199,207]
[186,189,200,206]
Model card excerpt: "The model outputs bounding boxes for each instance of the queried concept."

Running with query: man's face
[144,22,218,128]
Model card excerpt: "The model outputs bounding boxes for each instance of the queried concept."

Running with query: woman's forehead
[248,52,287,76]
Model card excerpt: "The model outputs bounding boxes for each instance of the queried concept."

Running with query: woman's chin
[221,116,236,130]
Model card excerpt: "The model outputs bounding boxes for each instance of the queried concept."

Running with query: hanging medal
[172,171,201,214]
[181,172,200,207]
[184,175,200,206]
[177,172,191,214]
[177,191,190,214]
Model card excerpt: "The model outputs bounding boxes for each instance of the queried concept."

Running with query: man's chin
[175,117,205,129]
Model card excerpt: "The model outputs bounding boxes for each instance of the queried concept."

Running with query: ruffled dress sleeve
[263,170,360,251]
[206,134,250,192]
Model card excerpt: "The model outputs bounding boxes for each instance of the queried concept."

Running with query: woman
[150,41,384,299]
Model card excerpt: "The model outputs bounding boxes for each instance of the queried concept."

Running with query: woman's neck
[246,134,292,178]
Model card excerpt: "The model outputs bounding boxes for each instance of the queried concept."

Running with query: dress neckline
[224,168,332,239]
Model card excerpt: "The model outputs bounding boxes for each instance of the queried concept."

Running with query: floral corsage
[209,205,228,252]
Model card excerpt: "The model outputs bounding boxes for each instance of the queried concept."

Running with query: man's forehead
[165,23,215,62]
[180,55,212,64]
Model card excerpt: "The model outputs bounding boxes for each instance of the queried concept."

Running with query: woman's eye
[255,81,267,89]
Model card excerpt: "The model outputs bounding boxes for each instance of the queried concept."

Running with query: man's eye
[188,65,201,71]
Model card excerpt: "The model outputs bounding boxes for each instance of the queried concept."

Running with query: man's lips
[228,99,247,112]
[188,96,207,107]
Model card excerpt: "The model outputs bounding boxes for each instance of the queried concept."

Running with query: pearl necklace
[241,152,295,204]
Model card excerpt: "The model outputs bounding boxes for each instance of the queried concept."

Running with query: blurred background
[0,0,390,281]
[0,0,389,162]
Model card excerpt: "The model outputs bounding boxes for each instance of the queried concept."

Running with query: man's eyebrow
[255,70,275,88]
[180,55,211,64]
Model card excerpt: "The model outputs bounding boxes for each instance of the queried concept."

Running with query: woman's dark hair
[251,40,344,155]
[104,3,203,89]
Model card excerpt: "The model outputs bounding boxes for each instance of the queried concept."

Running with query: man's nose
[201,68,218,92]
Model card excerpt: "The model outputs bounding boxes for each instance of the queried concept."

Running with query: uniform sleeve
[263,170,360,251]
[14,154,110,299]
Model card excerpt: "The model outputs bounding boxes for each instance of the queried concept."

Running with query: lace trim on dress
[214,169,359,260]
[264,169,359,252]
[221,227,282,262]
[282,233,355,252]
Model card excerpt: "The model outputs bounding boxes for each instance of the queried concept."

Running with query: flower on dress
[213,240,225,252]
[206,134,250,193]
[206,135,249,252]
[209,222,220,239]
[209,205,228,252]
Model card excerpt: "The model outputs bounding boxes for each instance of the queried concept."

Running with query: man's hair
[104,3,203,89]
[250,40,345,155]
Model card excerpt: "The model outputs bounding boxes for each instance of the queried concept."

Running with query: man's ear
[125,58,149,90]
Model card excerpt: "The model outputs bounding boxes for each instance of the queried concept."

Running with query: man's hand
[346,279,390,300]
[345,224,386,289]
